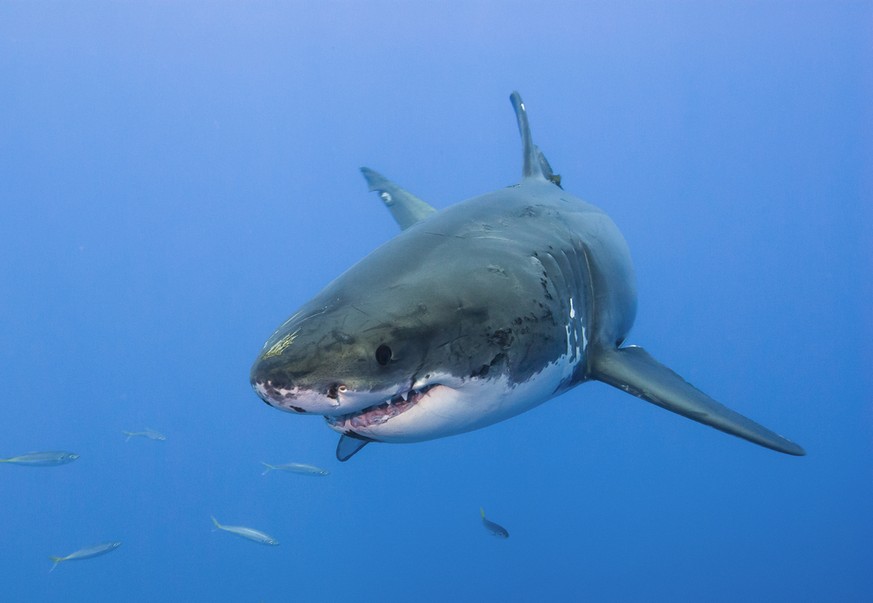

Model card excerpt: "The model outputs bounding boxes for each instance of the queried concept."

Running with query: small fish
[260,462,329,476]
[122,428,166,442]
[480,508,509,539]
[0,451,79,466]
[49,541,122,572]
[211,516,278,546]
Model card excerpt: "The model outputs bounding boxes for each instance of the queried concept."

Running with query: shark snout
[250,360,348,415]
[250,366,304,412]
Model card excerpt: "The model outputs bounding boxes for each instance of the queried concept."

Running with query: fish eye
[375,344,392,366]
[337,385,347,393]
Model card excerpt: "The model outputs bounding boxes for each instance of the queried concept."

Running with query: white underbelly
[335,354,579,443]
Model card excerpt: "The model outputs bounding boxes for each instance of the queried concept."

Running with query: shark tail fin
[509,92,561,186]
[590,346,805,456]
[260,462,275,476]
[480,507,486,519]
[49,556,63,572]
[210,516,221,531]
[121,431,132,442]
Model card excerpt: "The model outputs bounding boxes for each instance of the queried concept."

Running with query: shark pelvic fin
[336,433,372,462]
[590,345,805,456]
[360,167,437,230]
[509,92,561,187]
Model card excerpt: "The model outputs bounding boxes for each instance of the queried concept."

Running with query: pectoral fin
[360,167,437,230]
[590,346,805,456]
[336,434,372,462]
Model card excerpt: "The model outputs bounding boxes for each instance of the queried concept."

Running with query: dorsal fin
[509,92,562,187]
[360,167,437,230]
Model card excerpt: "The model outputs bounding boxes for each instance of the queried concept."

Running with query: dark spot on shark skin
[290,406,305,413]
[269,372,291,390]
[519,205,540,218]
[542,306,555,325]
[470,353,506,379]
[457,305,489,323]
[540,276,553,300]
[488,329,514,349]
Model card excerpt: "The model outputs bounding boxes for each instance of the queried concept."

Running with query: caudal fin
[260,462,275,476]
[480,507,486,519]
[590,346,805,456]
[49,556,63,573]
[210,516,221,530]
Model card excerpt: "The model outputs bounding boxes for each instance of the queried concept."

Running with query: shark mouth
[326,384,438,429]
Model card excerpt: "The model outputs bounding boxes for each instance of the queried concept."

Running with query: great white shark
[250,92,805,462]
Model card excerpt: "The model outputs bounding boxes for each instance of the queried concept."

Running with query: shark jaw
[322,361,577,444]
[324,383,445,431]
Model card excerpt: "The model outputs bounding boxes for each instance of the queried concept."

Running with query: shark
[250,92,805,462]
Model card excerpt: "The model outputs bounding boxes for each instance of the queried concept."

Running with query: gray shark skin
[251,92,805,462]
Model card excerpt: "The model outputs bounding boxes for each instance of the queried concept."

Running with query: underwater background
[1,2,870,601]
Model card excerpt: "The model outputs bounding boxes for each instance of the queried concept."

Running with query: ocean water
[1,3,870,601]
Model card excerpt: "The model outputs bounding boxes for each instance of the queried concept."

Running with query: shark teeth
[326,385,436,429]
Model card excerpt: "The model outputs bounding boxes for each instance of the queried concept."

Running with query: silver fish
[122,428,166,442]
[49,541,122,572]
[260,462,329,476]
[480,508,509,539]
[211,516,278,546]
[0,451,79,466]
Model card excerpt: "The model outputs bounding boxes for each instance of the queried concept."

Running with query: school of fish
[5,434,503,570]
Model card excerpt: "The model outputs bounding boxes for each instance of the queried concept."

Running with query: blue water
[1,3,870,601]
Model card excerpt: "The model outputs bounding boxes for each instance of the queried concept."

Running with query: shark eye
[375,344,392,366]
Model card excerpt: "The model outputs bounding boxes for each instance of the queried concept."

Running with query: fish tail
[480,507,486,519]
[260,462,274,476]
[49,556,63,572]
[122,431,132,442]
[210,516,221,530]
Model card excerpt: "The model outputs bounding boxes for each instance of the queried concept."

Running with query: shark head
[250,198,584,447]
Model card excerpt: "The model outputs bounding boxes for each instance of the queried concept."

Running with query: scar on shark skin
[263,329,299,359]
